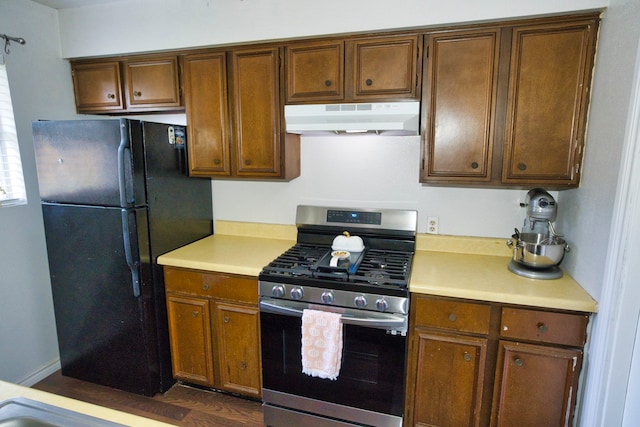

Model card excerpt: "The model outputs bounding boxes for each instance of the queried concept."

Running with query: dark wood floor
[32,371,265,426]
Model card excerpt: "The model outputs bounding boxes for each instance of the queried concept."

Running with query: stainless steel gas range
[258,205,417,427]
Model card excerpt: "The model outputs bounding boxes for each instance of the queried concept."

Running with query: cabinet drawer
[164,267,258,304]
[500,307,588,347]
[413,297,491,335]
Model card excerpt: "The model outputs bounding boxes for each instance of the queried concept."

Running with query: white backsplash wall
[212,134,538,238]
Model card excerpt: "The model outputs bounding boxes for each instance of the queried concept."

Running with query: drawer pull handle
[537,322,548,333]
[514,358,524,367]
[107,93,115,99]
[192,311,199,318]
[134,90,142,97]
[463,352,472,362]
[202,284,210,290]
[448,313,457,322]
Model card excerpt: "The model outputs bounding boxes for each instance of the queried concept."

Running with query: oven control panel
[259,281,408,316]
[327,209,382,225]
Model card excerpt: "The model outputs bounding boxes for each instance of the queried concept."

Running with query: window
[0,60,26,207]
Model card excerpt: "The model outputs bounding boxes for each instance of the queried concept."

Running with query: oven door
[259,298,407,427]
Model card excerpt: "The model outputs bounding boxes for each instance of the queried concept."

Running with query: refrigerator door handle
[121,209,141,297]
[117,123,132,208]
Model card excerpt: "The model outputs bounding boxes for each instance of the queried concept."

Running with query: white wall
[211,135,530,237]
[6,4,637,425]
[53,0,605,239]
[56,0,606,58]
[0,0,78,384]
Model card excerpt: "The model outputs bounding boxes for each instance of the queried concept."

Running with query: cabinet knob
[244,159,251,165]
[192,311,199,318]
[518,163,527,171]
[324,80,332,87]
[448,313,457,322]
[471,162,479,169]
[213,159,221,165]
[224,316,230,323]
[514,358,524,367]
[463,352,472,362]
[365,79,373,86]
[537,322,548,333]
[107,93,115,99]
[240,361,247,370]
[134,90,142,97]
[202,283,210,291]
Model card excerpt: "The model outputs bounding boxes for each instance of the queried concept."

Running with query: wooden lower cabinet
[412,331,488,426]
[164,267,262,398]
[491,341,582,427]
[213,302,262,397]
[405,295,589,427]
[166,295,214,386]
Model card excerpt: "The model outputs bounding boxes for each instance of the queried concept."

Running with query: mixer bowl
[507,233,569,269]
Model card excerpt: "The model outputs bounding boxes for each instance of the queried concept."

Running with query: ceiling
[32,0,122,10]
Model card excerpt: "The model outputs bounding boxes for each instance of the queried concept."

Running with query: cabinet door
[123,56,181,110]
[183,52,231,176]
[166,295,214,386]
[286,40,344,102]
[421,30,500,183]
[349,35,420,100]
[491,341,583,427]
[410,330,487,427]
[213,302,262,397]
[229,47,282,177]
[71,61,124,113]
[502,19,597,186]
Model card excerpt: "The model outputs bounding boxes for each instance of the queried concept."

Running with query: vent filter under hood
[285,102,420,135]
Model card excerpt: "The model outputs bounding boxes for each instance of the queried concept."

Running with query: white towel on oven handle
[301,308,343,380]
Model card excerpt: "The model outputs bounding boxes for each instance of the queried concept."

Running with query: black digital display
[326,209,382,225]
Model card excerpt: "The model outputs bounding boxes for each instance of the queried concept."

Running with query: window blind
[0,61,27,207]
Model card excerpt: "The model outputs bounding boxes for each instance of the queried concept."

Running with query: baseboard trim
[18,359,61,387]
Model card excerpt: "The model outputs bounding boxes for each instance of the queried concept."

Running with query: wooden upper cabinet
[71,55,182,114]
[182,52,230,176]
[230,47,281,176]
[502,19,597,187]
[285,34,421,103]
[229,47,300,179]
[349,35,421,100]
[123,56,181,110]
[421,29,501,183]
[286,40,344,102]
[71,61,124,113]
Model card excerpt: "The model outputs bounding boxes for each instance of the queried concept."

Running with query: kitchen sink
[0,397,127,427]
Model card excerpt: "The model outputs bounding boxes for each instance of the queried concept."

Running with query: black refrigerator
[32,119,213,396]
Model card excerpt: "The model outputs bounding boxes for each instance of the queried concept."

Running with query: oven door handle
[259,299,407,332]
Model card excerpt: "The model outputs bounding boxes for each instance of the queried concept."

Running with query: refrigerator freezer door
[32,119,146,208]
[41,203,159,396]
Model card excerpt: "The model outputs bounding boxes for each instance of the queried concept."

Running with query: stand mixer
[507,189,570,279]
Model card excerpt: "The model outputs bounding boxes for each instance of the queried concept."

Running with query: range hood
[284,102,420,135]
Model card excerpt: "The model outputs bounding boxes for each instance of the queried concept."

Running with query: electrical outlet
[427,217,439,234]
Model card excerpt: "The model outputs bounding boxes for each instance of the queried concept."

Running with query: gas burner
[363,270,391,284]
